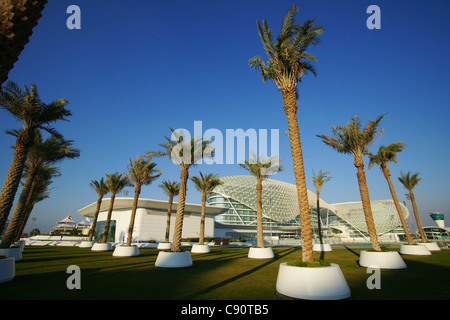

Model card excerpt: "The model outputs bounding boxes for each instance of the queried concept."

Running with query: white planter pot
[157,242,172,250]
[359,250,407,269]
[112,245,139,257]
[0,248,22,261]
[418,242,441,251]
[191,244,210,253]
[155,251,193,268]
[0,258,15,284]
[248,247,274,259]
[91,243,112,252]
[400,244,431,256]
[276,263,351,300]
[13,241,26,251]
[79,241,95,248]
[313,244,332,252]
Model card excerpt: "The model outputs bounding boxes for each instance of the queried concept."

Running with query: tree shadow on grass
[343,246,360,257]
[181,247,297,299]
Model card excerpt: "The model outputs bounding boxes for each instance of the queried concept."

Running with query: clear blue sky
[1,0,449,233]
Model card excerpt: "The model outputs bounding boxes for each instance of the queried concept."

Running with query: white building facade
[77,198,227,243]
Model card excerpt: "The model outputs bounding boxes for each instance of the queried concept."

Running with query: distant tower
[429,212,445,228]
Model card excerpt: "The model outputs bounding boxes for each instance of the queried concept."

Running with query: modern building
[207,175,411,243]
[429,212,445,228]
[51,215,91,235]
[77,176,414,244]
[77,198,227,243]
[423,212,450,242]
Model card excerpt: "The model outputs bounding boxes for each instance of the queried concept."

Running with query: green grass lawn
[1,245,449,300]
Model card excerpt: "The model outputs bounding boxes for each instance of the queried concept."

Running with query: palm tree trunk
[383,168,414,245]
[13,177,38,242]
[316,190,323,245]
[256,181,264,248]
[126,184,141,246]
[282,90,314,263]
[88,196,103,241]
[0,166,38,248]
[101,193,116,243]
[0,130,34,234]
[164,195,173,243]
[355,157,381,251]
[199,192,207,245]
[16,201,35,241]
[409,191,427,242]
[171,166,189,252]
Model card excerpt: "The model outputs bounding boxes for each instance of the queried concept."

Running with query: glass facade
[208,175,411,242]
[93,220,116,242]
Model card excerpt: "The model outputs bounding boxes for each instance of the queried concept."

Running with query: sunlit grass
[0,245,449,300]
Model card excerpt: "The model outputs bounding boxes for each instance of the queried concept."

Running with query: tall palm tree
[148,128,214,252]
[312,169,332,247]
[0,0,48,87]
[0,131,79,248]
[0,81,71,234]
[124,156,162,246]
[88,178,109,242]
[13,164,59,242]
[398,171,427,242]
[317,114,385,252]
[158,179,180,243]
[239,153,284,248]
[101,172,130,243]
[190,172,223,246]
[249,5,324,263]
[368,143,414,245]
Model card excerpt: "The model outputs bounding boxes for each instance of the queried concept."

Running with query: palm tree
[0,131,79,248]
[101,172,130,243]
[124,156,162,246]
[13,165,59,242]
[0,1,48,87]
[148,128,214,252]
[88,178,109,242]
[398,171,427,242]
[158,179,180,243]
[190,172,223,246]
[317,114,385,252]
[249,5,324,263]
[368,143,414,245]
[312,169,332,247]
[239,153,284,248]
[0,81,71,234]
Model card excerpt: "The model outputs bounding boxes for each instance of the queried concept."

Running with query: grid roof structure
[331,200,410,235]
[210,175,334,223]
[209,175,411,237]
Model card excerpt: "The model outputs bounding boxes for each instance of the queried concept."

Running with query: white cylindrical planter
[13,241,26,251]
[418,242,441,251]
[79,241,95,248]
[313,244,332,252]
[157,242,172,250]
[191,244,210,253]
[0,258,15,284]
[0,248,22,262]
[400,244,431,256]
[91,243,112,252]
[155,251,193,268]
[112,245,139,257]
[359,250,407,269]
[248,247,274,259]
[276,263,351,300]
